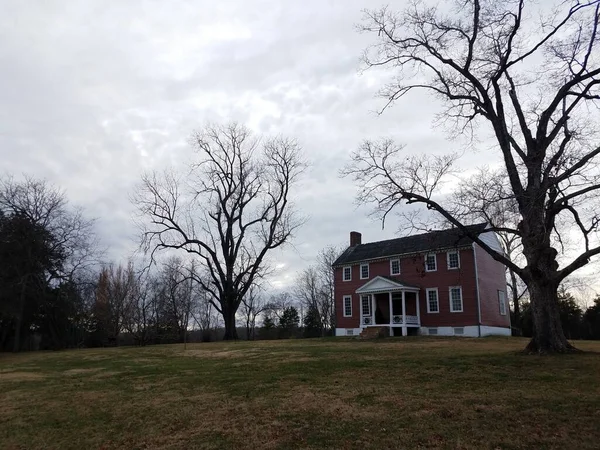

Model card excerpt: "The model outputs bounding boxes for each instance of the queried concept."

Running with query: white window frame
[447,251,460,270]
[360,263,369,280]
[390,259,400,275]
[342,266,351,282]
[361,294,371,316]
[425,253,437,272]
[343,295,352,317]
[449,286,463,313]
[498,290,507,316]
[426,288,439,313]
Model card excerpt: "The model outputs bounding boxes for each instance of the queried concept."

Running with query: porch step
[359,326,389,340]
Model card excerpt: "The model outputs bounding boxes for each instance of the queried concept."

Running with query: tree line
[518,288,600,341]
[0,171,339,350]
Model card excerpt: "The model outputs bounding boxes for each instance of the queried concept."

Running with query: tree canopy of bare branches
[346,0,600,353]
[134,123,306,339]
[0,175,101,282]
[295,246,340,336]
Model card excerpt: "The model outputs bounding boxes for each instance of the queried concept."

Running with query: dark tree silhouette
[135,123,305,340]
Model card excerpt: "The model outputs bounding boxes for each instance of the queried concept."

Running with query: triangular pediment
[355,276,419,294]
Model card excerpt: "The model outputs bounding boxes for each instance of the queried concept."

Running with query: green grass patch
[1,337,599,449]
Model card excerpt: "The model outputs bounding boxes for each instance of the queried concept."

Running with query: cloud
[0,0,502,289]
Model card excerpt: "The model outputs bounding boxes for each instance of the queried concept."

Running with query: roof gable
[333,223,488,266]
[355,276,420,294]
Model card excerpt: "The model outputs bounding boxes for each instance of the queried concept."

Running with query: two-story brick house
[332,223,511,337]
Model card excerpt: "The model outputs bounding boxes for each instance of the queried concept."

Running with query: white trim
[390,259,401,275]
[426,288,439,313]
[360,263,369,280]
[446,250,460,270]
[449,286,463,313]
[355,276,420,294]
[498,290,507,315]
[343,295,352,317]
[425,253,437,272]
[342,266,352,281]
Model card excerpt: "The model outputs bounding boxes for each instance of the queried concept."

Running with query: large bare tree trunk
[222,304,238,340]
[525,279,575,354]
[13,280,27,352]
[509,269,521,324]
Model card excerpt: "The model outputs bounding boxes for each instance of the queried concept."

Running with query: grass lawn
[1,337,599,450]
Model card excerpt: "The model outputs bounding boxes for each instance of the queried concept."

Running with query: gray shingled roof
[332,223,488,266]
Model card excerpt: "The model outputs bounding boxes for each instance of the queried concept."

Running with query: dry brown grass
[0,337,599,449]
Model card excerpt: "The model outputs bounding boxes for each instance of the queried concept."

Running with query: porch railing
[392,314,419,325]
[362,314,420,326]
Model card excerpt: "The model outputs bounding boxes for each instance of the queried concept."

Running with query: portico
[355,276,421,336]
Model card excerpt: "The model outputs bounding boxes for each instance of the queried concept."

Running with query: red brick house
[332,223,511,337]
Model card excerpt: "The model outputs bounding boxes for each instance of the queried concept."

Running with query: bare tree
[94,262,136,345]
[134,123,305,339]
[0,175,100,351]
[267,291,297,322]
[295,246,340,337]
[0,175,101,282]
[316,246,340,332]
[239,284,268,340]
[451,167,527,330]
[346,0,600,353]
[157,256,197,344]
[295,267,325,333]
[191,289,218,334]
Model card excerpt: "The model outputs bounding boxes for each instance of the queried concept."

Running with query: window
[343,266,351,281]
[425,254,437,272]
[360,263,369,279]
[343,296,352,317]
[361,294,371,316]
[454,327,464,336]
[428,328,438,335]
[447,251,460,269]
[449,286,463,312]
[346,329,354,336]
[498,290,507,315]
[426,288,439,313]
[390,259,400,275]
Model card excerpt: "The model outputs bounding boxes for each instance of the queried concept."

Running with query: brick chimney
[350,231,362,247]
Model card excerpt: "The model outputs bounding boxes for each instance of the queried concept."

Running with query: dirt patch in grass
[183,349,252,359]
[90,370,122,379]
[0,371,45,381]
[63,368,103,376]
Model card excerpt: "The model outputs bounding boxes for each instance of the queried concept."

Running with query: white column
[359,294,363,328]
[388,292,393,326]
[401,290,407,336]
[371,294,376,325]
[416,291,421,325]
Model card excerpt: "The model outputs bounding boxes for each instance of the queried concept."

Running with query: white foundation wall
[336,325,511,337]
[419,325,511,337]
[480,325,511,336]
[335,328,363,337]
[420,326,479,337]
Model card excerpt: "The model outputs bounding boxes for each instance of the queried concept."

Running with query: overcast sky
[1,0,503,289]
